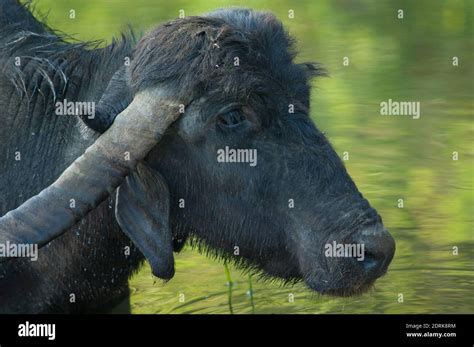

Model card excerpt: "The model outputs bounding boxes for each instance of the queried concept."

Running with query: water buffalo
[0,1,395,313]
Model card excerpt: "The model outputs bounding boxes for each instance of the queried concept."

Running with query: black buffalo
[0,1,395,313]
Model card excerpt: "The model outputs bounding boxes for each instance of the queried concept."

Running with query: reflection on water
[130,248,473,314]
[35,0,473,313]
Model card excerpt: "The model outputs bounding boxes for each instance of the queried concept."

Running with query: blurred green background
[30,0,473,313]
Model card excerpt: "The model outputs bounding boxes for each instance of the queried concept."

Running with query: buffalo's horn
[81,66,133,133]
[0,88,182,258]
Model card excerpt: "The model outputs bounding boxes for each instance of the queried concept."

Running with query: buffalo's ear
[82,66,133,133]
[115,162,175,279]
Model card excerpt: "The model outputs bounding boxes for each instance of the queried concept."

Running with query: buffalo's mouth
[304,267,386,297]
[303,265,388,297]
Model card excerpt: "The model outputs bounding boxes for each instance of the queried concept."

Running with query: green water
[32,0,473,313]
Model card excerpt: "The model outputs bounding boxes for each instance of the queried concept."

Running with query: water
[34,0,473,313]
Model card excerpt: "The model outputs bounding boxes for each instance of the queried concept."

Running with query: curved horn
[0,88,181,258]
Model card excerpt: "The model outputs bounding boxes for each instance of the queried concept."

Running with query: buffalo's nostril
[352,224,396,278]
[361,252,379,271]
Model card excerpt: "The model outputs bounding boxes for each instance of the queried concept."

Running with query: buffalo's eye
[216,109,246,129]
